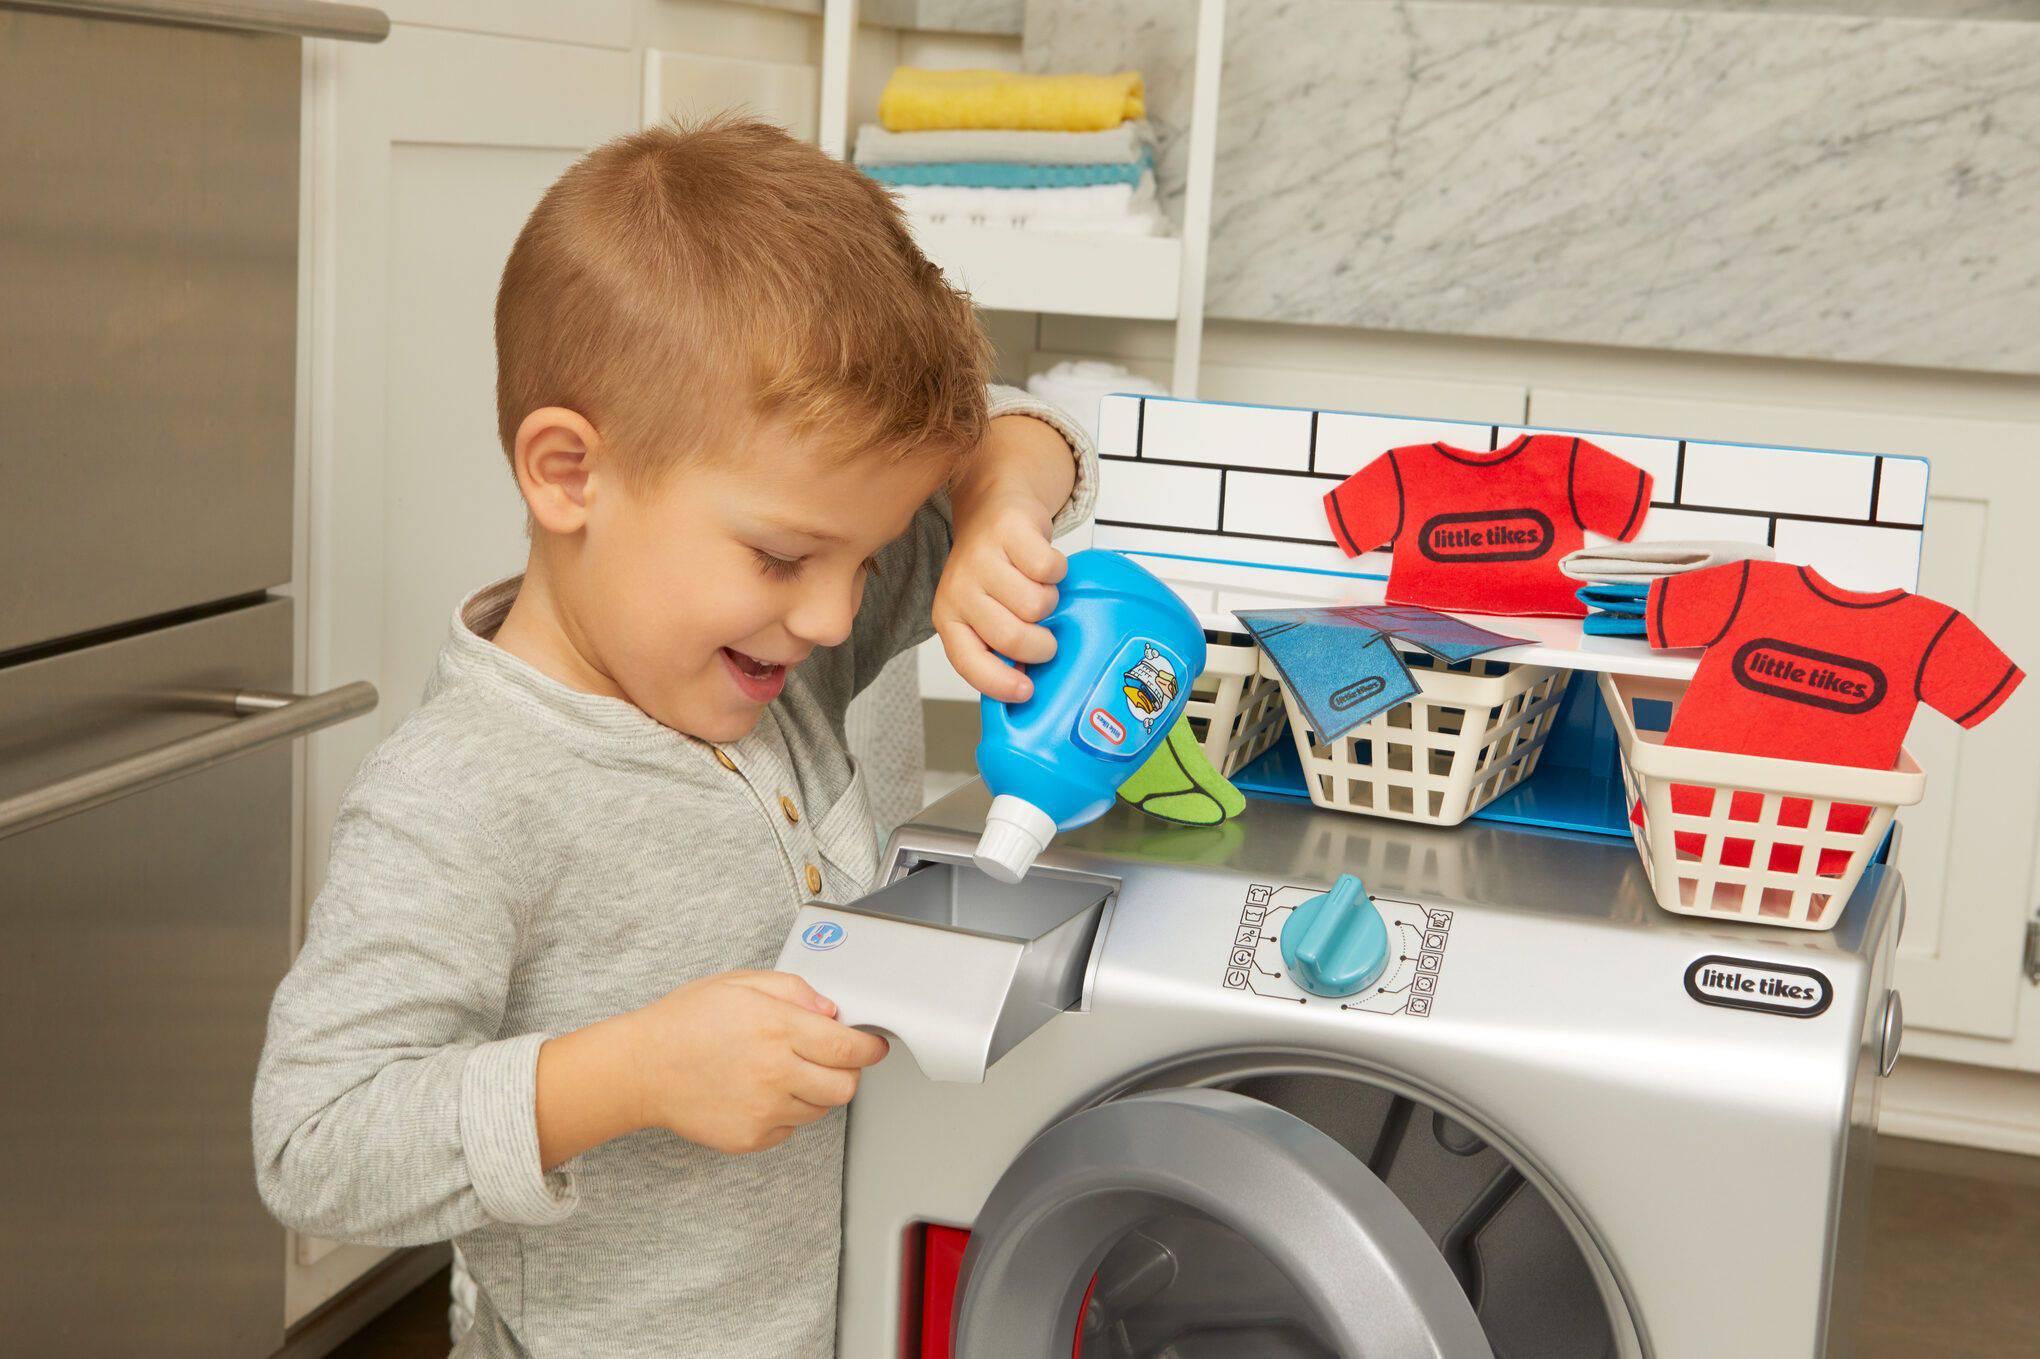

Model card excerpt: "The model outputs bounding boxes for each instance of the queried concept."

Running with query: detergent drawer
[775,862,1112,1084]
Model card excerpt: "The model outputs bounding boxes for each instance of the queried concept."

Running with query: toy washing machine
[781,786,1902,1358]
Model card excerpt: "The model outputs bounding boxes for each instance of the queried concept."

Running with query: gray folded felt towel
[853,121,1154,166]
[1559,540,1773,583]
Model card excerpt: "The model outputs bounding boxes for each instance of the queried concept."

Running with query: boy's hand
[936,414,1079,703]
[535,970,888,1167]
[624,971,889,1155]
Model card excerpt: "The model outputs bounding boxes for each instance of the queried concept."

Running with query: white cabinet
[1526,386,2040,1048]
[290,19,639,1321]
[302,22,638,899]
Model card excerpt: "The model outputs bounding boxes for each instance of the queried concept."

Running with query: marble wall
[1025,0,2040,374]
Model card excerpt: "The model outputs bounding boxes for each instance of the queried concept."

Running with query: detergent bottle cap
[974,794,1058,884]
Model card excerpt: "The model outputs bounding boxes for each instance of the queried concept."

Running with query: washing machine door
[953,1088,1494,1359]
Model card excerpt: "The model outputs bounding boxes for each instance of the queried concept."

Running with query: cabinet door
[1529,387,2040,1043]
[293,23,637,1319]
[304,24,637,895]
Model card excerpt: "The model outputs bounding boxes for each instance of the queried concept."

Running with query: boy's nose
[785,576,860,649]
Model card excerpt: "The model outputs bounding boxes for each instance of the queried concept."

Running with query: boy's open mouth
[720,647,789,703]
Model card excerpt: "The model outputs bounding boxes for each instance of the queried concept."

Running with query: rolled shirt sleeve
[460,1031,579,1228]
[252,761,576,1245]
[987,382,1099,540]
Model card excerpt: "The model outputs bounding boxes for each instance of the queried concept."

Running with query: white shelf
[817,0,1225,394]
[1140,557,1703,683]
[908,219,1183,320]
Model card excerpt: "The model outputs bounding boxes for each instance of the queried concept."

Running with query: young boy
[252,118,1096,1356]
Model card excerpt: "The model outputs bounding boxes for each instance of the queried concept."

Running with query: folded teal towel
[1577,582,1648,636]
[862,152,1152,189]
[1582,612,1648,637]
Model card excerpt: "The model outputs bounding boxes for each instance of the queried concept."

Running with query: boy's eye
[752,548,805,580]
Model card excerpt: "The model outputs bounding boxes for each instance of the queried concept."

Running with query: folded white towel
[854,121,1154,166]
[907,208,1166,237]
[887,173,1154,222]
[1559,540,1775,583]
[887,174,1162,234]
[1026,360,1167,443]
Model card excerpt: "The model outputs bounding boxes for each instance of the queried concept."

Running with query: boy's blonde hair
[495,116,991,481]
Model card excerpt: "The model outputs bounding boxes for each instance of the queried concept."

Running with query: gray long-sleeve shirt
[252,387,1095,1357]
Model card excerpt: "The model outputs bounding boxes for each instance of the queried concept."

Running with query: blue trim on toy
[1116,549,1389,584]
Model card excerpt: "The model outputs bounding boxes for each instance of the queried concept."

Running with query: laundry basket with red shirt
[1610,560,2023,926]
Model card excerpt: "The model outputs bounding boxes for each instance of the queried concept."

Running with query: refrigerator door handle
[0,680,377,840]
[9,0,391,42]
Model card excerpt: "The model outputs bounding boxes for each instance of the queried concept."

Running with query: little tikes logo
[1417,508,1554,564]
[1087,707,1127,746]
[1330,677,1387,711]
[1731,638,1886,714]
[1684,955,1832,1018]
[800,920,846,951]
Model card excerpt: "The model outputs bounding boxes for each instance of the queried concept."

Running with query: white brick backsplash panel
[1141,398,1314,472]
[1771,519,1923,591]
[1681,442,1876,518]
[1097,394,1142,459]
[1095,460,1223,531]
[1635,506,1774,545]
[1093,398,1927,599]
[1223,471,1339,543]
[1315,412,1495,477]
[1876,456,1930,526]
[1515,427,1683,494]
[1093,523,1389,578]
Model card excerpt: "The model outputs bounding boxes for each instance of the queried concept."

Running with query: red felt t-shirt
[1650,561,2021,767]
[1642,561,2023,874]
[1323,433,1652,617]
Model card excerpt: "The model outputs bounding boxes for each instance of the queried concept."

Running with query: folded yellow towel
[878,68,1145,133]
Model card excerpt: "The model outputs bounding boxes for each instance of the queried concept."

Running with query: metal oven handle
[0,680,378,840]
[5,0,391,42]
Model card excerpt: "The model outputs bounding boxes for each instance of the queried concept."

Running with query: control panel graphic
[1221,881,1453,1017]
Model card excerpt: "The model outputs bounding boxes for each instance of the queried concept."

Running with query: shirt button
[713,748,737,773]
[805,864,822,895]
[780,795,801,825]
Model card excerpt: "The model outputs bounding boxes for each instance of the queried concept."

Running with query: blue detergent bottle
[973,550,1206,882]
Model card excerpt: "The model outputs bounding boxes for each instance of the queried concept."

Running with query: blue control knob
[1280,874,1390,998]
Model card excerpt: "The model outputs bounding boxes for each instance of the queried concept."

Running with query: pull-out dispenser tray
[774,863,1112,1083]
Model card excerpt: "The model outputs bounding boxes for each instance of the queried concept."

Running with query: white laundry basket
[1275,651,1567,826]
[1184,629,1287,777]
[1599,670,1926,930]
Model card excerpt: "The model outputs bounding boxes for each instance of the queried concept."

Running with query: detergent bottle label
[1073,636,1186,758]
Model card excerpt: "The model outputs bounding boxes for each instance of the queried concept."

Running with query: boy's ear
[512,406,604,533]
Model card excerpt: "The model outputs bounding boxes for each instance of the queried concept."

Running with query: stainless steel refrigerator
[1,3,387,1353]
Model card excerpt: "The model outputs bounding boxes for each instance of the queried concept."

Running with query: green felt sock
[1117,717,1248,826]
